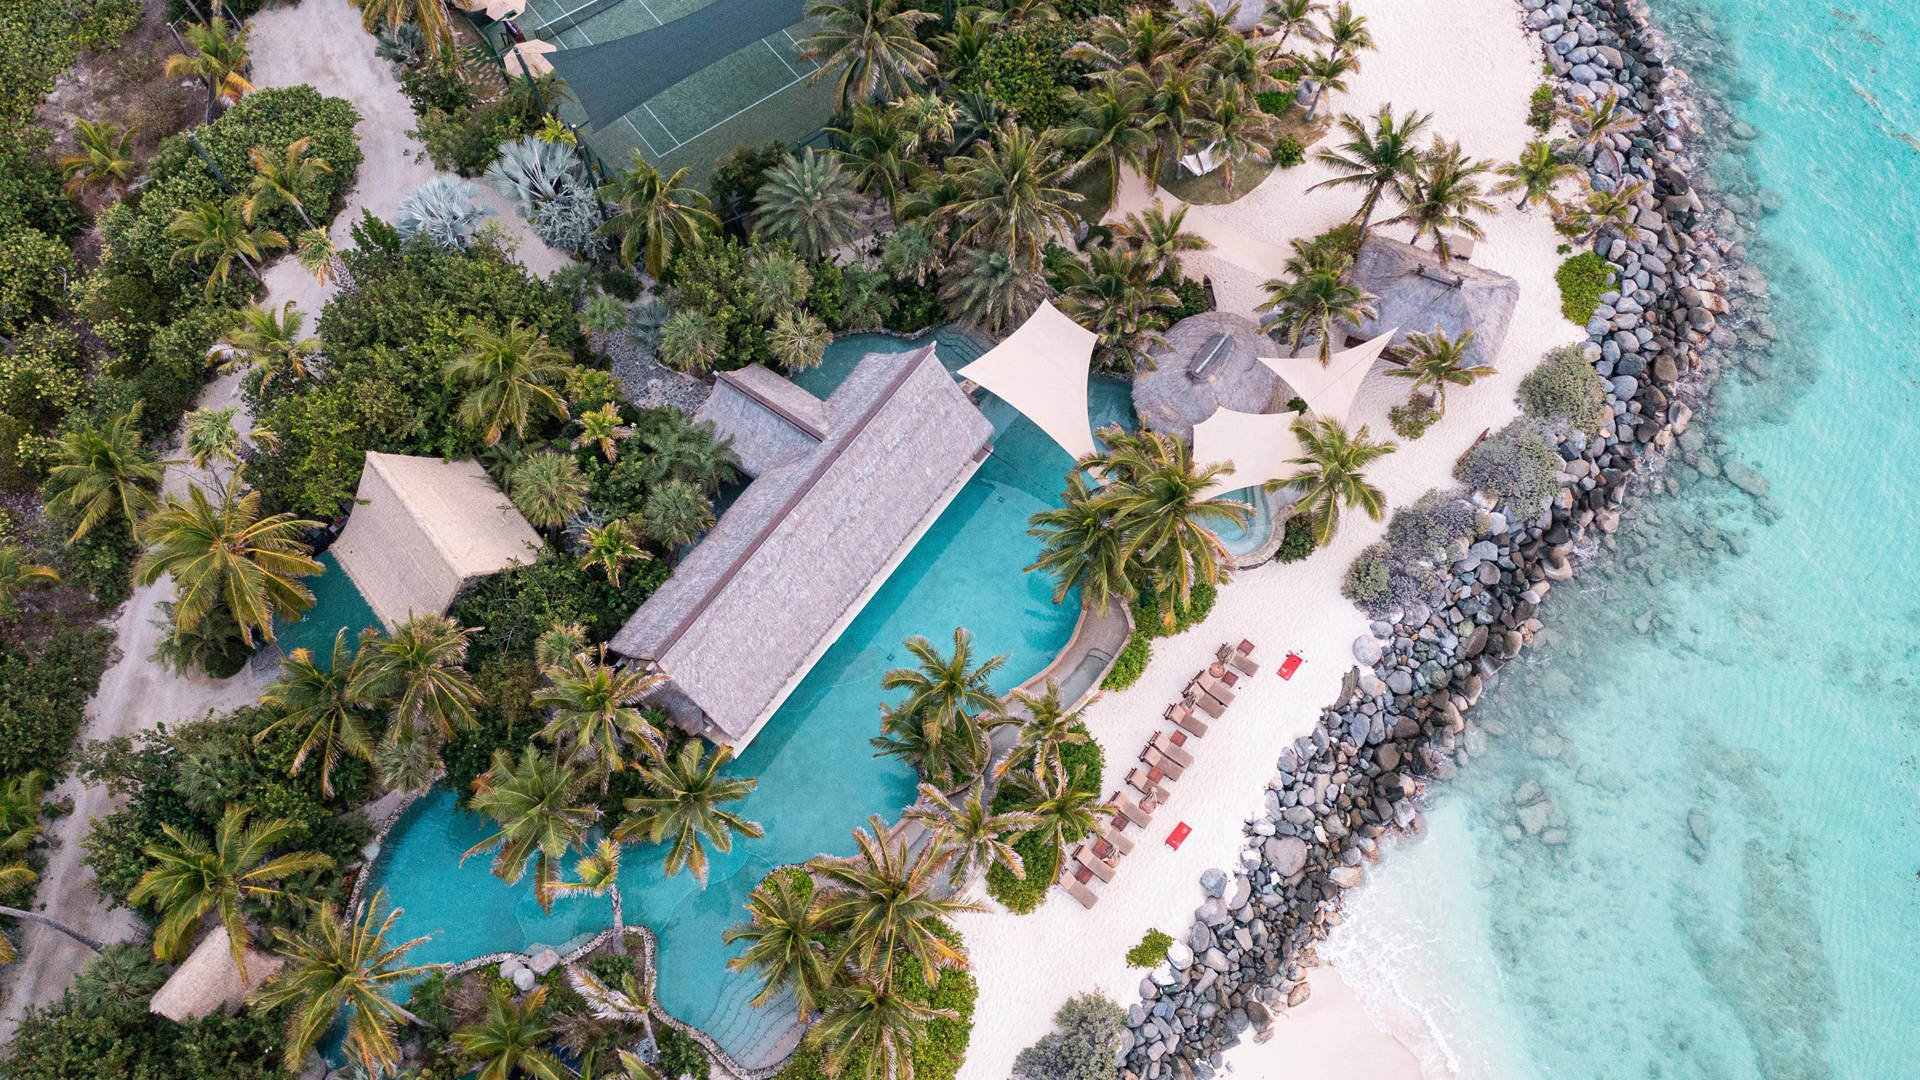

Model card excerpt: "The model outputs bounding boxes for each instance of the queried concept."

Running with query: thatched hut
[149,927,282,1023]
[1344,235,1520,369]
[1131,312,1285,441]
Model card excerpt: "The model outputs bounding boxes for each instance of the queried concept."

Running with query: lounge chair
[1144,730,1190,764]
[1073,846,1117,883]
[1227,650,1258,677]
[1101,824,1136,855]
[1195,674,1236,708]
[1141,745,1186,779]
[1168,703,1211,736]
[1112,793,1154,828]
[1236,639,1256,656]
[1126,767,1171,803]
[1186,689,1226,719]
[1061,875,1100,909]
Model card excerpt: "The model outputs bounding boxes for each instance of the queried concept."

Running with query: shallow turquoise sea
[1329,2,1920,1077]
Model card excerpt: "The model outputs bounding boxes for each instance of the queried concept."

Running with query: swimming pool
[1210,486,1276,560]
[363,333,1136,1068]
[274,550,384,667]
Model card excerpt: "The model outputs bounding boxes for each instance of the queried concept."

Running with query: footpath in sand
[953,0,1564,1076]
[0,0,569,1035]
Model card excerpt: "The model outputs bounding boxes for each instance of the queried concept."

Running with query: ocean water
[1327,3,1920,1078]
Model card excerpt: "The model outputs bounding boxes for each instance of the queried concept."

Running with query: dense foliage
[1010,992,1128,1080]
[771,924,978,1080]
[2,962,289,1080]
[1274,513,1317,563]
[1554,250,1613,324]
[0,0,139,127]
[1126,928,1173,968]
[986,729,1104,913]
[1457,419,1563,508]
[1520,342,1610,433]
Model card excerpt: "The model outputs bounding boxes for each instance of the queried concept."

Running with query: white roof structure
[1193,407,1306,499]
[1259,329,1399,425]
[332,453,544,631]
[956,301,1099,462]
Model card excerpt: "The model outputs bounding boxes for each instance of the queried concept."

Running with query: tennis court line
[648,68,813,160]
[765,39,803,81]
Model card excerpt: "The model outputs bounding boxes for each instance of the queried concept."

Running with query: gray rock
[1386,669,1415,695]
[1225,874,1252,912]
[1723,460,1770,497]
[527,948,561,976]
[1202,947,1231,973]
[1200,868,1227,898]
[1264,836,1308,876]
[511,966,538,992]
[1328,865,1365,889]
[1517,800,1553,835]
[1353,635,1383,665]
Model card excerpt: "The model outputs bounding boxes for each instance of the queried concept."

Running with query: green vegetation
[986,730,1104,914]
[1275,514,1318,563]
[1555,250,1614,324]
[1528,83,1557,132]
[1101,629,1152,690]
[1457,419,1564,508]
[1011,992,1129,1080]
[1343,549,1392,604]
[1126,929,1174,967]
[1521,343,1611,433]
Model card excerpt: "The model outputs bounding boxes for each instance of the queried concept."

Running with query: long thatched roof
[611,346,993,747]
[149,926,282,1023]
[1344,235,1520,367]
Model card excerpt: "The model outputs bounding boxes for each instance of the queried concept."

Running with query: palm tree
[807,976,956,1080]
[1281,416,1396,544]
[350,0,453,51]
[1205,31,1289,104]
[1061,83,1156,207]
[1496,138,1577,212]
[447,320,573,446]
[1258,247,1378,364]
[257,629,379,797]
[1055,245,1177,372]
[508,449,589,533]
[568,962,659,1040]
[0,864,105,961]
[904,781,1039,887]
[1263,0,1328,52]
[579,517,651,587]
[631,409,742,494]
[552,838,629,954]
[463,746,599,911]
[0,546,59,614]
[596,153,719,278]
[43,405,166,543]
[1014,767,1109,855]
[1383,140,1497,262]
[1299,50,1355,120]
[1566,90,1636,157]
[1187,93,1277,193]
[879,629,1005,781]
[135,474,323,646]
[1095,429,1249,623]
[571,402,633,462]
[58,118,135,195]
[1129,61,1206,182]
[1322,2,1374,57]
[1310,105,1433,231]
[183,407,241,470]
[128,804,331,978]
[374,725,444,794]
[454,984,567,1080]
[533,647,669,779]
[937,246,1048,335]
[832,105,920,212]
[245,136,331,230]
[169,196,287,296]
[1574,180,1645,240]
[614,741,763,884]
[1071,8,1182,76]
[166,19,253,107]
[723,869,835,1020]
[356,614,481,740]
[770,310,831,372]
[810,815,983,985]
[295,227,342,286]
[800,0,938,111]
[1111,201,1210,283]
[221,301,322,391]
[250,893,433,1077]
[640,478,714,551]
[1026,471,1136,613]
[940,122,1080,263]
[659,309,726,375]
[999,681,1091,787]
[753,148,864,261]
[1385,328,1493,415]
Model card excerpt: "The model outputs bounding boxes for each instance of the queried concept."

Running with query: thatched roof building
[1344,235,1519,368]
[1131,312,1284,441]
[612,346,993,749]
[149,926,282,1022]
[331,452,544,630]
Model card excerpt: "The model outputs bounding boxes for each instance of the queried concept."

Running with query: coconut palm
[1070,8,1183,80]
[507,450,588,533]
[1258,246,1378,364]
[552,838,629,954]
[245,136,331,229]
[631,409,742,494]
[1109,201,1211,281]
[579,517,651,587]
[807,976,956,1080]
[1205,30,1289,104]
[769,310,831,372]
[811,815,983,985]
[800,0,938,111]
[999,681,1092,787]
[1061,83,1156,207]
[1055,245,1177,372]
[0,774,44,861]
[373,725,443,794]
[250,894,433,1077]
[169,196,287,296]
[1095,429,1249,623]
[1013,767,1109,856]
[832,105,920,211]
[1188,92,1277,193]
[222,301,322,391]
[183,407,242,470]
[0,864,105,961]
[1383,140,1497,262]
[1385,328,1493,415]
[447,320,573,446]
[1310,105,1433,231]
[295,227,342,285]
[1129,60,1207,181]
[568,961,657,1036]
[754,148,864,262]
[454,984,567,1080]
[351,0,453,51]
[640,478,714,551]
[904,781,1040,887]
[940,122,1080,262]
[43,405,167,543]
[1574,180,1645,240]
[464,746,599,910]
[0,546,59,614]
[356,614,481,740]
[1263,0,1328,51]
[1566,90,1637,156]
[533,647,669,778]
[1496,138,1578,212]
[135,474,323,646]
[1322,2,1374,57]
[724,869,835,1019]
[58,118,135,195]
[166,19,253,107]
[571,402,633,462]
[256,629,379,797]
[879,629,1005,778]
[937,246,1048,335]
[1281,416,1396,544]
[615,741,763,885]
[1026,471,1136,613]
[1299,50,1355,120]
[128,804,332,978]
[596,153,718,278]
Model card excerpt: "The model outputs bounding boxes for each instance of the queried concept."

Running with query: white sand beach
[1225,967,1430,1079]
[952,0,1566,1076]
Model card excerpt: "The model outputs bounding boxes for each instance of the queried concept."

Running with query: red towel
[1278,652,1303,680]
[1166,822,1192,848]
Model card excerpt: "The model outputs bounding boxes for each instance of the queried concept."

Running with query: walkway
[0,0,570,1035]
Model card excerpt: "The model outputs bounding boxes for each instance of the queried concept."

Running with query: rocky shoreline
[1118,0,1780,1075]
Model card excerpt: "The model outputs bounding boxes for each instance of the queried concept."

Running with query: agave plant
[395,177,493,250]
[484,136,584,216]
[533,182,608,256]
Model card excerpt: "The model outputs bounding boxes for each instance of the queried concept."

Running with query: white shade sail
[957,301,1099,462]
[1259,329,1399,425]
[1192,407,1306,500]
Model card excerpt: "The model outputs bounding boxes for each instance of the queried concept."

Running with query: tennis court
[516,0,834,179]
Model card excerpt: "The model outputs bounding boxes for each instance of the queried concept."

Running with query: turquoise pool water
[1211,487,1275,559]
[274,551,383,666]
[1326,4,1920,1077]
[366,334,1136,1067]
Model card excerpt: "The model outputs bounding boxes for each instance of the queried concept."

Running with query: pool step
[693,975,805,1071]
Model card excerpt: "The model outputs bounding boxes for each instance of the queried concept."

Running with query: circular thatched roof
[1131,312,1286,441]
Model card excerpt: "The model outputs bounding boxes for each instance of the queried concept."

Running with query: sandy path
[955,1,1564,1076]
[0,0,571,1035]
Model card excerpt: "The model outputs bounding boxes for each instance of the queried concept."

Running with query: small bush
[1342,550,1391,603]
[1101,628,1151,690]
[1255,90,1292,114]
[1272,133,1306,168]
[1457,420,1563,508]
[657,1025,711,1080]
[1126,929,1173,968]
[1275,515,1317,563]
[1528,83,1557,132]
[986,831,1060,914]
[1520,344,1610,433]
[1555,251,1613,325]
[1388,398,1437,440]
[1011,993,1129,1080]
[1166,275,1209,321]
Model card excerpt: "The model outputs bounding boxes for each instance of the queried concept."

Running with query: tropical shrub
[1388,397,1437,439]
[1100,628,1151,690]
[1341,548,1390,603]
[987,731,1103,913]
[1126,929,1173,967]
[0,0,140,128]
[395,177,493,249]
[772,927,977,1080]
[1528,83,1557,132]
[657,1025,711,1080]
[1272,133,1307,169]
[1010,992,1128,1080]
[1457,420,1563,507]
[3,970,288,1080]
[708,141,790,234]
[451,549,667,669]
[1555,251,1613,324]
[950,22,1079,130]
[1519,343,1610,433]
[1275,514,1317,563]
[1385,492,1480,564]
[1166,276,1209,321]
[0,623,112,779]
[1255,90,1292,114]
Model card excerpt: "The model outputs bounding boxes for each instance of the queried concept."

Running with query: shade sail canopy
[1259,329,1398,425]
[956,301,1100,462]
[1192,407,1306,499]
[545,0,808,133]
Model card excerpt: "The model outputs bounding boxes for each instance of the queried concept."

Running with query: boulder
[1353,636,1383,665]
[527,948,562,976]
[1200,868,1228,898]
[511,966,538,992]
[1264,836,1308,876]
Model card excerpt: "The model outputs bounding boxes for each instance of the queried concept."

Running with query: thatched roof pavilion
[149,927,282,1023]
[1131,312,1285,442]
[612,346,993,749]
[331,453,544,630]
[1344,235,1519,368]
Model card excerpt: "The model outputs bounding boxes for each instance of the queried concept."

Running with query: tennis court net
[533,0,626,40]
